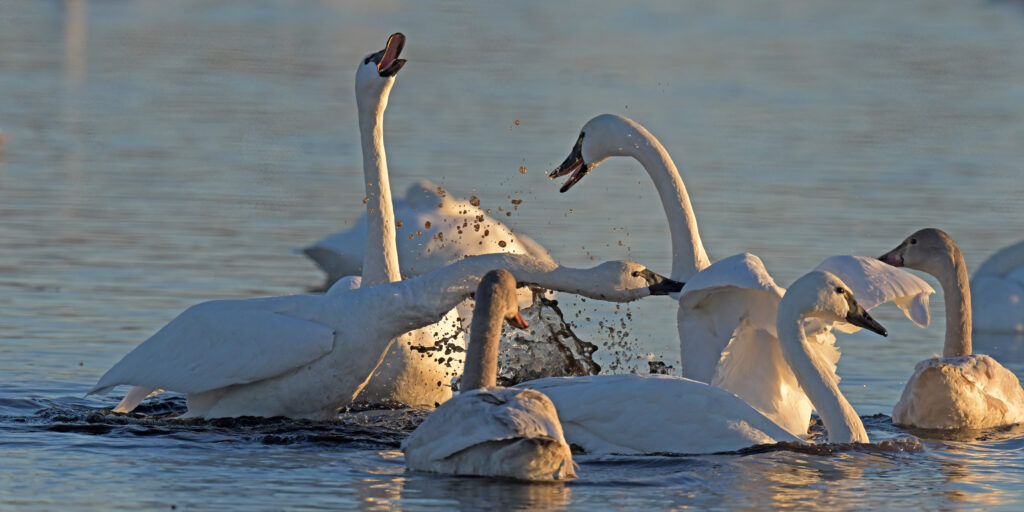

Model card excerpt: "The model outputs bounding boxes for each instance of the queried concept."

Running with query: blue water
[3,0,1024,509]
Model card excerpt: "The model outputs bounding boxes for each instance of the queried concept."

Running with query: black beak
[549,136,588,193]
[845,300,888,337]
[371,33,407,77]
[635,269,684,296]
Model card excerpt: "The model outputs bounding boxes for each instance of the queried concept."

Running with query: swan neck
[630,130,710,281]
[461,289,504,390]
[776,309,868,443]
[937,246,972,357]
[357,85,401,287]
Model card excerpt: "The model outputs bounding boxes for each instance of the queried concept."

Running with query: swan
[403,269,575,481]
[548,114,932,436]
[879,228,1024,429]
[517,271,889,454]
[89,252,681,419]
[304,180,552,286]
[971,239,1024,333]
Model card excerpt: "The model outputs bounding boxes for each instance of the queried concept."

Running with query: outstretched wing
[677,253,785,383]
[815,255,934,332]
[90,297,336,396]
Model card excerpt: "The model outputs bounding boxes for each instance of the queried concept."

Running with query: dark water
[3,0,1024,509]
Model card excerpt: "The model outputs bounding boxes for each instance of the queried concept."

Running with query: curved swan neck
[936,245,972,358]
[776,305,868,443]
[461,287,504,390]
[357,81,401,287]
[625,123,710,281]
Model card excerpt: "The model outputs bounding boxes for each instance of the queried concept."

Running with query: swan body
[91,252,679,419]
[881,228,1024,429]
[549,114,931,437]
[404,270,575,481]
[971,240,1024,333]
[304,181,553,284]
[517,271,889,453]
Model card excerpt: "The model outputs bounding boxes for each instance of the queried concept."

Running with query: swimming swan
[517,271,889,454]
[880,228,1024,429]
[89,252,680,419]
[403,269,575,481]
[548,114,932,436]
[971,239,1024,333]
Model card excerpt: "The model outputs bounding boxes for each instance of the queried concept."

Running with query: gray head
[475,269,529,329]
[878,228,961,277]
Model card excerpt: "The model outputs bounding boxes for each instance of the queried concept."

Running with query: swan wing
[402,387,565,462]
[815,255,934,330]
[518,374,798,455]
[971,275,1024,333]
[90,298,335,396]
[676,253,785,382]
[973,240,1024,279]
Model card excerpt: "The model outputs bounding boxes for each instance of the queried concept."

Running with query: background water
[2,0,1024,509]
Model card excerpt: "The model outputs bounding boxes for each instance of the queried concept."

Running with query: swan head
[355,32,407,108]
[782,271,888,336]
[878,228,958,276]
[549,114,649,192]
[592,261,684,299]
[477,269,530,329]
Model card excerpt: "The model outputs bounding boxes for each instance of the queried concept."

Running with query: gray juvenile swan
[403,269,575,481]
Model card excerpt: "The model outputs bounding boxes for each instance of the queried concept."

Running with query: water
[3,0,1024,509]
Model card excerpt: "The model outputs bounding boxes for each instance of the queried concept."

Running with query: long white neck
[461,289,504,390]
[776,306,868,443]
[356,253,641,341]
[624,123,711,281]
[357,83,401,287]
[934,246,972,358]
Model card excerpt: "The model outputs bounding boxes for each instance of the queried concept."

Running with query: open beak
[377,33,407,77]
[845,301,888,337]
[878,246,904,267]
[635,269,684,296]
[507,309,530,330]
[549,136,588,193]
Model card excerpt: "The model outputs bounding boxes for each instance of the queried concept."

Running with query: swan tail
[112,386,164,413]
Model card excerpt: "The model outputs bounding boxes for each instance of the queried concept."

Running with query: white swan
[517,271,889,454]
[89,252,680,419]
[971,240,1024,333]
[304,181,552,285]
[403,269,575,481]
[548,114,932,436]
[880,228,1024,429]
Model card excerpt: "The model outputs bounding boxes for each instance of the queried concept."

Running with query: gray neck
[776,309,868,443]
[628,124,711,281]
[461,292,503,390]
[936,246,972,358]
[357,88,401,287]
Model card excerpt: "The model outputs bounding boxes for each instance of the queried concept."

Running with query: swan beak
[636,269,684,296]
[376,33,407,77]
[845,303,888,337]
[878,247,904,267]
[549,136,588,193]
[508,310,530,330]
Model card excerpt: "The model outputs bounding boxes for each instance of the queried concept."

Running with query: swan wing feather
[815,255,934,329]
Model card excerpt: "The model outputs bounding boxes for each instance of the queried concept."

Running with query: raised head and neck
[461,270,529,390]
[550,114,711,281]
[879,228,971,358]
[355,33,407,287]
[775,271,888,444]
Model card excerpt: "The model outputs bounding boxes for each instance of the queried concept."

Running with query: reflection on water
[3,0,1024,509]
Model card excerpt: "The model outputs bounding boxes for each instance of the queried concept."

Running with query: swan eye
[631,271,640,278]
[910,238,917,245]
[835,287,845,295]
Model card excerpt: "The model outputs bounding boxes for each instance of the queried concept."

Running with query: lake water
[3,0,1024,509]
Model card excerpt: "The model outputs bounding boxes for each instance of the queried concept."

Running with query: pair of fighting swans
[548,114,933,438]
[880,228,1024,430]
[88,35,679,418]
[406,268,886,475]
